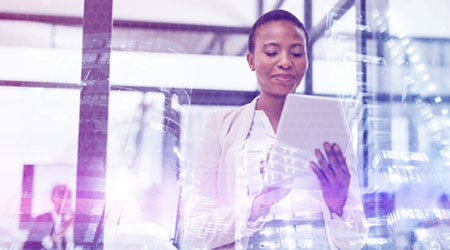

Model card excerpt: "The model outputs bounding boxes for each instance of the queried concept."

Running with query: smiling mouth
[272,74,294,81]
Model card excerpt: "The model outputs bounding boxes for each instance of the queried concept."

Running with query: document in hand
[265,94,361,190]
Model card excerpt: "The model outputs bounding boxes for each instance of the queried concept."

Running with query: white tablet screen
[265,94,361,189]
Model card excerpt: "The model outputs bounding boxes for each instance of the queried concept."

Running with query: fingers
[260,186,291,201]
[314,148,333,177]
[274,187,291,198]
[311,143,351,215]
[332,143,349,174]
[312,142,350,185]
[249,195,270,221]
[252,187,291,219]
[310,161,329,187]
[251,186,292,220]
[318,142,348,176]
[260,186,277,194]
[324,142,339,173]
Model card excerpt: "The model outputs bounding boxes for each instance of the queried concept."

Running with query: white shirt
[244,110,275,197]
[243,110,326,220]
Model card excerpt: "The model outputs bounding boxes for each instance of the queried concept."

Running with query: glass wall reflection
[0,0,449,249]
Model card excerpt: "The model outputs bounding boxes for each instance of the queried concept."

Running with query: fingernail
[333,144,340,151]
[324,142,331,150]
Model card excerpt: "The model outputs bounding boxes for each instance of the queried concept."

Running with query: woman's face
[247,20,308,97]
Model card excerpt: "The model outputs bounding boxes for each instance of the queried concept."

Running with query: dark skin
[310,142,350,217]
[248,20,350,220]
[250,142,350,220]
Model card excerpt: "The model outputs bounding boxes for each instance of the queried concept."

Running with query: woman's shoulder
[208,101,255,126]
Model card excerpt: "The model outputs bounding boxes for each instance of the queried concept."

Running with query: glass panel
[388,0,450,38]
[354,2,450,249]
[1,0,449,249]
[0,87,80,248]
[312,0,340,26]
[0,0,83,16]
[113,0,255,26]
[313,5,357,95]
[105,89,194,248]
[0,0,83,84]
[106,90,165,247]
[110,0,260,91]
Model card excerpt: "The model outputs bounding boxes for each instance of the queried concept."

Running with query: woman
[180,9,366,250]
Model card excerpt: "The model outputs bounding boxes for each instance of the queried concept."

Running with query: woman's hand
[310,142,350,217]
[249,186,291,221]
[249,145,291,221]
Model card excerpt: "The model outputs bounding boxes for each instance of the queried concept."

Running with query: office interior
[0,0,450,249]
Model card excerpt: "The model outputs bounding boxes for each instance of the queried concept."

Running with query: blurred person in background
[23,185,74,250]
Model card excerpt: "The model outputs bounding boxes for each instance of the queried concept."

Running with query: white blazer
[179,97,367,250]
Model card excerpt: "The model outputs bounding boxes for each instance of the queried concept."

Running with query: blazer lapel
[218,97,258,200]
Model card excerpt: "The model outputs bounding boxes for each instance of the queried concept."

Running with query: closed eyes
[291,51,304,57]
[265,51,277,57]
[264,51,304,57]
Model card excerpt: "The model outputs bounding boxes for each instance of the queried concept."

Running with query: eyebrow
[291,43,305,48]
[263,43,280,48]
[263,43,305,48]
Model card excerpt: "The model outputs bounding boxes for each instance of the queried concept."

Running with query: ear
[246,52,255,71]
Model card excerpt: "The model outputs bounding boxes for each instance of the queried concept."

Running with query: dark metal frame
[74,0,113,247]
[0,12,250,33]
[2,80,447,104]
[0,80,259,106]
[304,0,313,94]
[355,0,369,188]
[308,0,355,46]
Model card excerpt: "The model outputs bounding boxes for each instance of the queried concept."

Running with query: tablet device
[264,94,361,190]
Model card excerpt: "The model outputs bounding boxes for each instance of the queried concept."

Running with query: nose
[277,51,293,69]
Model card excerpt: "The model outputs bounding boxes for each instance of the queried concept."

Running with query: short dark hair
[248,9,309,53]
